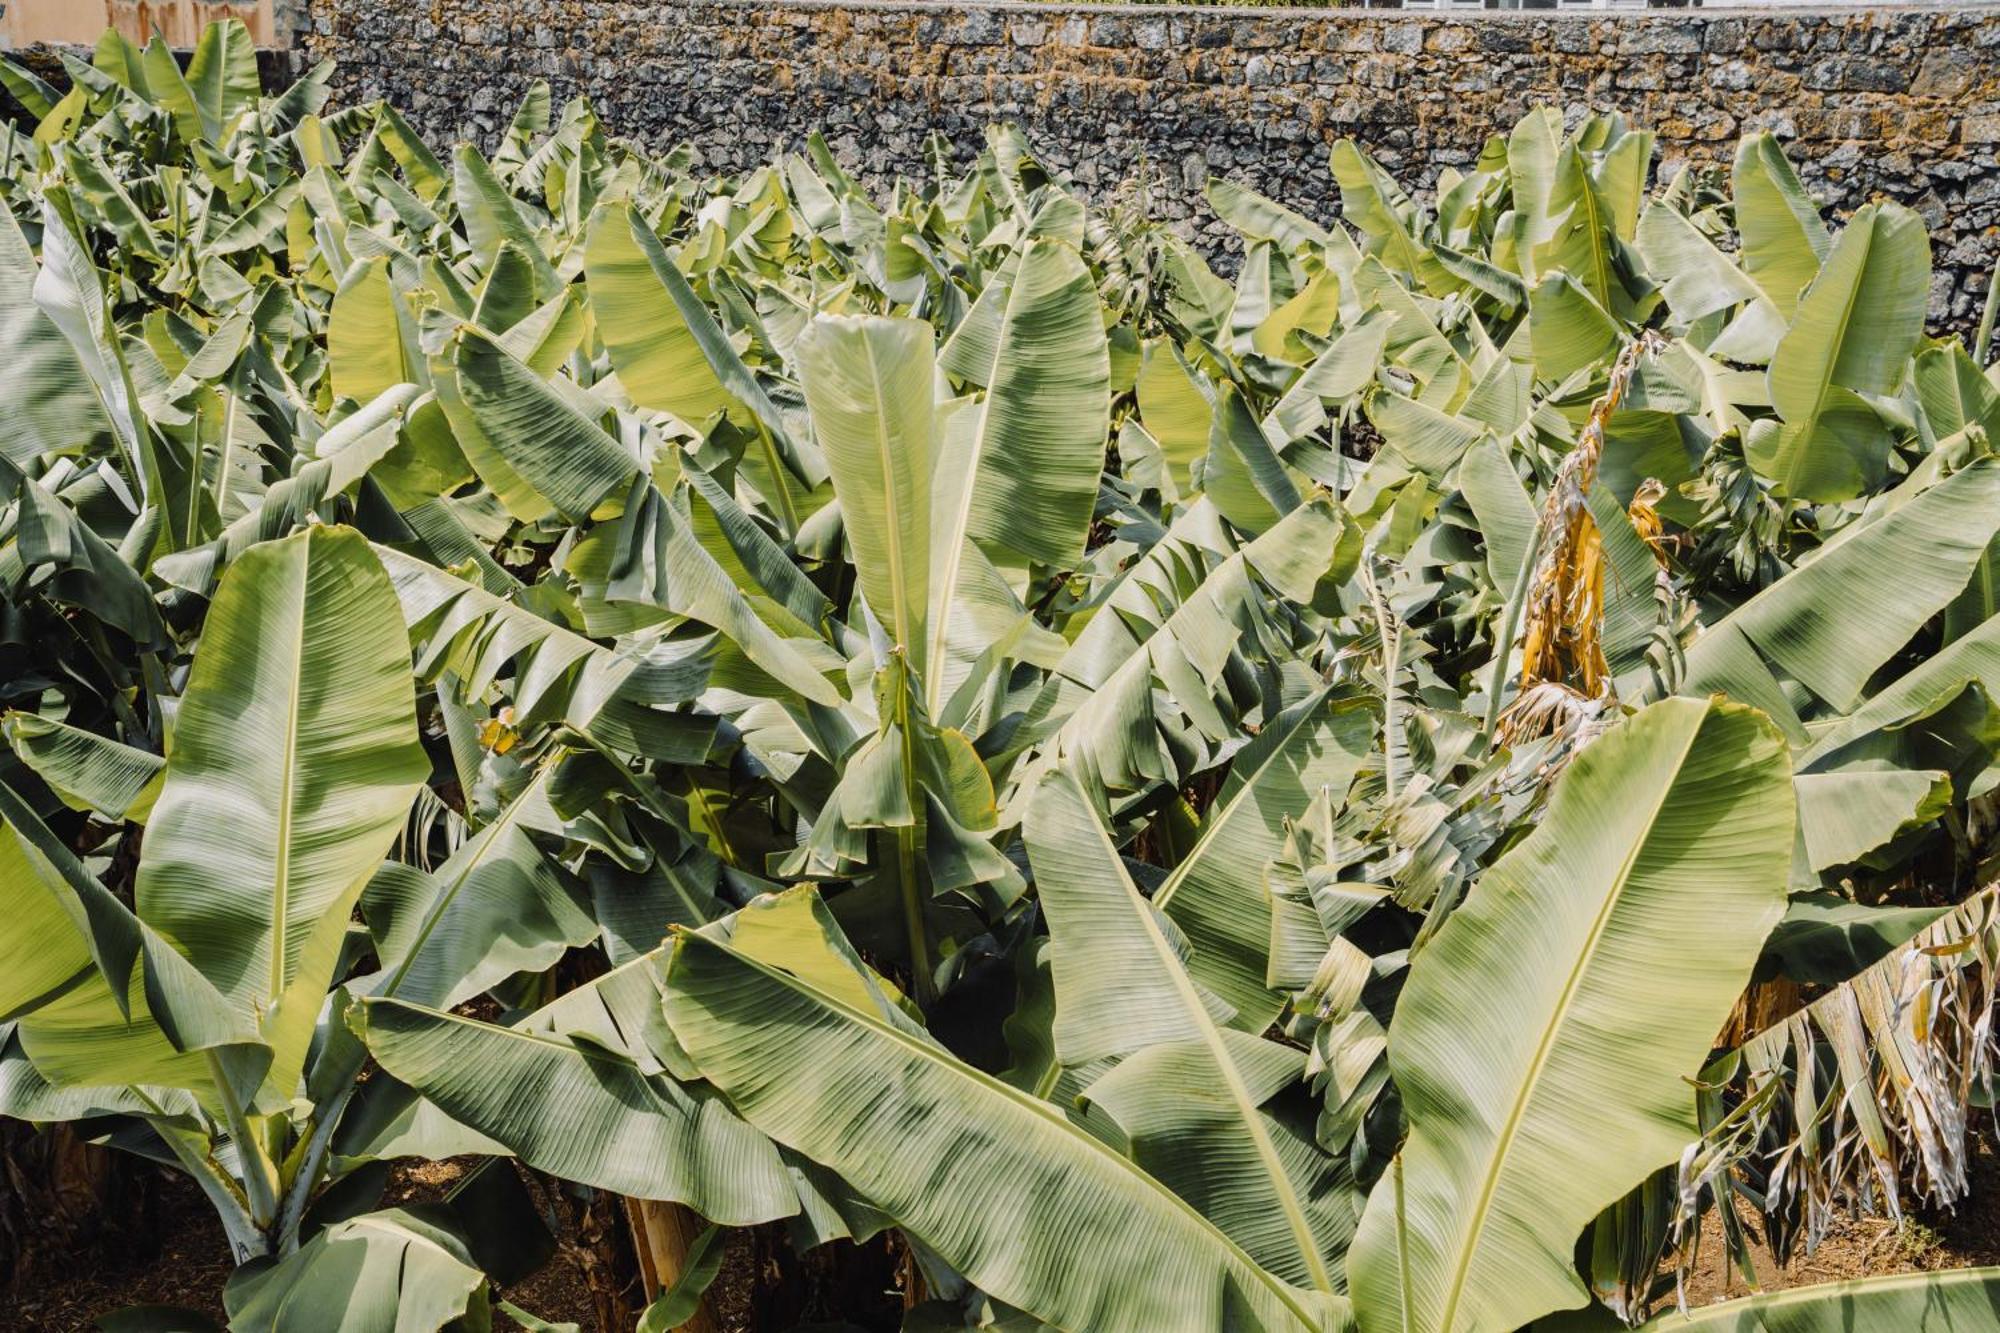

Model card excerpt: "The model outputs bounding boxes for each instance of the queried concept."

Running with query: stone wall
[307,3,2000,324]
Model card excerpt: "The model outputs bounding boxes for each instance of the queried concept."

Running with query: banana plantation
[7,16,2000,1333]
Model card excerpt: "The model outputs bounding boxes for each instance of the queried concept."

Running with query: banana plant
[0,524,590,1266]
[9,20,2000,1332]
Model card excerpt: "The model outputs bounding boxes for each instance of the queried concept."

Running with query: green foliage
[5,22,2000,1333]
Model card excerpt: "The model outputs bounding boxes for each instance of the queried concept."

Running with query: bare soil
[1678,1125,2000,1308]
[1,1158,601,1332]
[4,1158,235,1330]
[14,1129,2000,1330]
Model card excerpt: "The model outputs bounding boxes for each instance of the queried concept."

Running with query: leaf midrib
[369,996,626,1057]
[1776,211,1874,498]
[1672,1268,2000,1325]
[1073,782,1339,1295]
[675,931,1324,1332]
[266,539,309,1014]
[1429,707,1704,1333]
[861,326,919,669]
[927,260,1025,712]
[1574,159,1613,313]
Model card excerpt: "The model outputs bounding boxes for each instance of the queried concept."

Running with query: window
[1396,0,1679,9]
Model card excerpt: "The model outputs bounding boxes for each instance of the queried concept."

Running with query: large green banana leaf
[1750,202,1929,500]
[149,384,427,599]
[1026,770,1355,1292]
[1731,132,1829,318]
[1135,337,1213,493]
[1207,178,1335,254]
[1508,110,1618,311]
[1529,272,1624,383]
[1205,382,1303,533]
[586,203,824,498]
[1680,459,2000,733]
[797,314,935,677]
[182,17,261,144]
[1636,199,1769,332]
[1267,309,1396,443]
[453,143,556,293]
[0,786,239,1105]
[225,1207,492,1333]
[372,101,449,201]
[358,772,597,1011]
[591,480,843,708]
[1332,140,1451,296]
[1793,768,1950,873]
[585,202,740,428]
[1348,697,1795,1333]
[928,237,1108,701]
[137,525,428,1099]
[4,712,163,823]
[1799,611,2000,768]
[0,816,97,1023]
[327,254,420,403]
[0,204,119,467]
[662,925,1346,1333]
[13,967,218,1098]
[10,468,165,646]
[359,990,802,1225]
[449,327,639,522]
[1915,342,2000,445]
[367,889,901,1232]
[0,1021,198,1122]
[1458,435,1538,592]
[33,198,153,501]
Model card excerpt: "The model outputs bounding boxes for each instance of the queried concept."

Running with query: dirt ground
[1,1157,601,1331]
[1676,1125,2000,1308]
[4,1159,237,1330]
[11,1131,2000,1330]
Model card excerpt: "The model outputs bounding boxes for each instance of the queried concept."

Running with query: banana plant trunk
[1,1121,149,1289]
[625,1198,719,1333]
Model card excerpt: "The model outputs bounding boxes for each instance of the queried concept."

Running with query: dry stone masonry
[299,1,1991,327]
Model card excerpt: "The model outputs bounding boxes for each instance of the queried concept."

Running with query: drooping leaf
[0,198,119,468]
[223,1208,493,1333]
[1731,132,1829,317]
[1681,460,2000,723]
[1348,698,1796,1333]
[1580,1267,2000,1331]
[585,203,740,428]
[360,986,803,1225]
[448,327,639,522]
[3,713,163,823]
[1793,768,1949,872]
[662,927,1342,1333]
[1026,770,1355,1292]
[358,773,597,1011]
